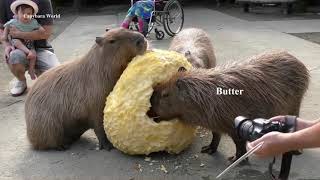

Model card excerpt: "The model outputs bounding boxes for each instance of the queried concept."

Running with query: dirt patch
[289,32,320,45]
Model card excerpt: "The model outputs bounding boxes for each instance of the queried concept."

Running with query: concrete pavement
[0,6,320,180]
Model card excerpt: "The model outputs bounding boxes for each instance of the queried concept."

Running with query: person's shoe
[10,80,27,97]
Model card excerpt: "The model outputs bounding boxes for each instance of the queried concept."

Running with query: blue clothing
[127,0,154,19]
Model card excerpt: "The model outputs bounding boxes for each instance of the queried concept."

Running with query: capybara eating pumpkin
[149,51,309,160]
[169,28,216,68]
[25,28,147,150]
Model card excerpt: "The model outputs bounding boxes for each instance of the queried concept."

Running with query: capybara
[149,51,309,160]
[25,28,147,150]
[169,28,217,153]
[169,28,216,68]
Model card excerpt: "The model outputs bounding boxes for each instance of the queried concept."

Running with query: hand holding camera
[235,115,306,180]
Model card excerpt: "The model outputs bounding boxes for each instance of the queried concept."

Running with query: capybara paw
[201,145,217,154]
[227,155,249,165]
[56,144,71,151]
[99,141,114,151]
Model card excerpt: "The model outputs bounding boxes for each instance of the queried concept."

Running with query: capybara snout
[149,79,183,121]
[133,35,146,49]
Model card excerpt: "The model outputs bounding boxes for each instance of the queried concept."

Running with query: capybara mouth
[134,36,147,55]
[146,108,160,123]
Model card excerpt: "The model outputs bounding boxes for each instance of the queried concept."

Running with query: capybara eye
[162,93,169,98]
[109,40,116,44]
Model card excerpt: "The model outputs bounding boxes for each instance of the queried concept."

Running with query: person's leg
[121,16,133,29]
[137,17,145,34]
[11,39,30,55]
[28,49,37,80]
[121,3,138,29]
[7,49,28,96]
[35,49,60,75]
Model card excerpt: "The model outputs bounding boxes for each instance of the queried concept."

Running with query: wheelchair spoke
[163,0,184,36]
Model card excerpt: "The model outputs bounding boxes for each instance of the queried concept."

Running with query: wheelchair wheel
[155,28,165,40]
[163,0,184,37]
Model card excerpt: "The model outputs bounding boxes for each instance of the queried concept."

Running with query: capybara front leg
[228,134,248,165]
[201,132,221,154]
[94,124,113,150]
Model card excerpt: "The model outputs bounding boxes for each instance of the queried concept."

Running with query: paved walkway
[0,7,320,180]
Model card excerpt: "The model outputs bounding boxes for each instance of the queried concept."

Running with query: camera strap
[268,153,293,180]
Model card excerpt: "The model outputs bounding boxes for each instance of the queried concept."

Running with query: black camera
[234,116,294,142]
[234,116,300,180]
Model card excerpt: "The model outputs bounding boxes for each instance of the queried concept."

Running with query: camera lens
[238,120,254,141]
[235,116,256,141]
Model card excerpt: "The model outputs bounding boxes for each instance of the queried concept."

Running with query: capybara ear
[176,79,186,91]
[178,67,187,72]
[96,37,104,46]
[184,50,191,56]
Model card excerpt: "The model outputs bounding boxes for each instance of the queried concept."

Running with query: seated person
[121,0,154,36]
[0,0,60,97]
[3,1,44,80]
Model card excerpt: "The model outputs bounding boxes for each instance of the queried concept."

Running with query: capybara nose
[135,36,145,47]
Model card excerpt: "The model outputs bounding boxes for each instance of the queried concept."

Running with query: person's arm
[2,26,15,62]
[247,118,320,158]
[8,25,52,41]
[289,119,320,149]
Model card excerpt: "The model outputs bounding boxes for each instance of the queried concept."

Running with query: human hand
[246,131,292,158]
[269,116,316,131]
[4,46,15,63]
[9,26,22,39]
[27,51,36,61]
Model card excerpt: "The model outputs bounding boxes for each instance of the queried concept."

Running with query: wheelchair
[129,0,184,40]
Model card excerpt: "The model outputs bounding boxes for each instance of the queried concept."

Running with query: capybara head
[184,50,203,68]
[149,67,188,120]
[95,28,147,69]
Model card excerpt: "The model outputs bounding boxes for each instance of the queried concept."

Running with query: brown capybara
[169,28,217,153]
[169,28,216,68]
[25,28,147,150]
[149,51,309,161]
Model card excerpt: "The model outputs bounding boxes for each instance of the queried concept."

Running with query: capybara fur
[149,51,309,160]
[25,28,147,150]
[169,28,216,68]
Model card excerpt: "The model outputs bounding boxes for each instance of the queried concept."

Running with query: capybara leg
[290,102,301,116]
[229,134,248,165]
[56,143,71,151]
[201,132,221,154]
[93,124,113,150]
[62,125,88,149]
